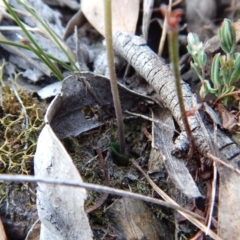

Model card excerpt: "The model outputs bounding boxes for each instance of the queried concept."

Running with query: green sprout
[187,18,240,105]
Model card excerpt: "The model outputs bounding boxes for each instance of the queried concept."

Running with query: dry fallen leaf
[81,0,140,36]
[218,167,240,239]
[217,103,238,130]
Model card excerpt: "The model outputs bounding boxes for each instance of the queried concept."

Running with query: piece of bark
[152,108,202,198]
[0,183,39,240]
[106,198,174,240]
[113,32,240,164]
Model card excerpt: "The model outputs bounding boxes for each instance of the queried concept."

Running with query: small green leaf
[191,62,201,77]
[219,67,228,85]
[211,53,221,88]
[199,85,208,99]
[222,96,234,105]
[199,80,217,99]
[222,85,235,95]
[110,142,129,166]
[196,50,207,68]
[218,19,236,55]
[204,80,218,94]
[230,53,240,84]
[187,32,200,47]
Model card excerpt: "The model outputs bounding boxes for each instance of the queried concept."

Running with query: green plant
[1,0,79,80]
[104,0,126,156]
[187,18,240,105]
[161,5,194,158]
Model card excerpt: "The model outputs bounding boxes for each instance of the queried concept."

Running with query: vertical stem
[168,30,194,158]
[158,0,172,56]
[104,0,126,154]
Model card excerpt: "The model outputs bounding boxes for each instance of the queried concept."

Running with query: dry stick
[142,0,154,40]
[158,0,172,56]
[0,174,202,219]
[206,121,218,235]
[213,89,240,105]
[130,159,222,240]
[25,218,40,240]
[86,149,109,213]
[157,0,183,55]
[125,110,181,135]
[194,101,219,236]
[113,32,240,161]
[206,160,217,235]
[207,152,240,175]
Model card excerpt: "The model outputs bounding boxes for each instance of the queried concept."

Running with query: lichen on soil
[0,73,45,239]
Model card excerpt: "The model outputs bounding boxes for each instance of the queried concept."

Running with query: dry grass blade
[158,0,172,56]
[86,149,109,213]
[0,173,205,219]
[207,152,240,175]
[0,32,51,75]
[142,0,154,40]
[130,159,222,240]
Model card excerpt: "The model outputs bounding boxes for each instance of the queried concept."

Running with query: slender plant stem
[104,0,125,154]
[168,30,194,158]
[158,0,172,55]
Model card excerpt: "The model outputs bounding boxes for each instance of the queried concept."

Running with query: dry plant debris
[2,0,240,240]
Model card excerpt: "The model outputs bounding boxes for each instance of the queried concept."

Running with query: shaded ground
[1,0,240,239]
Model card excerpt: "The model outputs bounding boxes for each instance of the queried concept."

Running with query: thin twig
[158,0,172,56]
[12,82,29,150]
[213,89,240,105]
[207,152,240,175]
[130,159,222,240]
[125,110,181,135]
[86,149,109,213]
[25,218,40,240]
[0,173,203,219]
[206,160,217,235]
[206,121,218,235]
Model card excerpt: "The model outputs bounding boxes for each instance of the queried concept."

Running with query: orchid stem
[168,29,194,158]
[104,0,126,155]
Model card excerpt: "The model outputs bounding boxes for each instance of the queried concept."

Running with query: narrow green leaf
[222,85,235,95]
[110,142,129,166]
[219,68,228,86]
[230,53,240,84]
[211,53,221,88]
[218,19,236,55]
[204,80,218,94]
